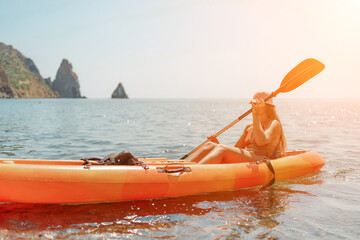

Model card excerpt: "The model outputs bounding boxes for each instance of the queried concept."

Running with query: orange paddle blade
[273,58,325,96]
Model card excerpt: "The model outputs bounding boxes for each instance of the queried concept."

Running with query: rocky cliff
[52,59,82,98]
[0,42,57,98]
[0,64,16,98]
[111,82,128,98]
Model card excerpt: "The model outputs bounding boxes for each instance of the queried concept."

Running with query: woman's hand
[207,134,219,144]
[250,98,265,117]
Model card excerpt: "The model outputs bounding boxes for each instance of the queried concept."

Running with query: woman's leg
[186,142,217,163]
[198,144,254,164]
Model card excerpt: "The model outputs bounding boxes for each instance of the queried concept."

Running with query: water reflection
[0,175,323,239]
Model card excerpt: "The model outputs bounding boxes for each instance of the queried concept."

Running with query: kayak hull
[0,150,325,204]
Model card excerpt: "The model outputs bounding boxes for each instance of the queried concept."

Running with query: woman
[187,91,286,164]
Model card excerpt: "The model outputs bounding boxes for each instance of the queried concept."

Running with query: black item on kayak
[82,151,149,169]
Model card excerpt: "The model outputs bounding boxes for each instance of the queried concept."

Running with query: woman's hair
[266,105,287,155]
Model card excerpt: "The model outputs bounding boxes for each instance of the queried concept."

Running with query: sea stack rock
[111,82,128,98]
[52,59,82,98]
[0,64,16,98]
[0,42,56,98]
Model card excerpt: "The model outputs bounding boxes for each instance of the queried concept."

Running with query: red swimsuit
[244,126,256,147]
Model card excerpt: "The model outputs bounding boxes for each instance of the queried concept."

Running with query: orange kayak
[0,150,325,204]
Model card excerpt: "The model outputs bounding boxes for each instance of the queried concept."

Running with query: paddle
[180,58,325,160]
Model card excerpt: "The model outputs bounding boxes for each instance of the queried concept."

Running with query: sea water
[0,98,359,239]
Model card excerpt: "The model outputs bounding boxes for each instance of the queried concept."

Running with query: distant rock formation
[0,64,16,98]
[111,82,128,98]
[44,77,52,88]
[52,59,82,98]
[0,42,57,98]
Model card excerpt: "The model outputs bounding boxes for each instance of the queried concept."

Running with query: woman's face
[257,102,268,116]
[250,98,268,116]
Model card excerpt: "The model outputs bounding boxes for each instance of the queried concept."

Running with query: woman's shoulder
[269,119,281,130]
[271,119,280,125]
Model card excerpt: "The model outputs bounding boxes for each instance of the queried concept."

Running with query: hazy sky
[0,0,359,99]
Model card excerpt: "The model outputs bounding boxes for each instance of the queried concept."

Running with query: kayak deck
[0,158,194,165]
[0,150,308,166]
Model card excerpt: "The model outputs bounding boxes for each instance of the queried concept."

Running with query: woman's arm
[234,124,251,148]
[253,118,280,146]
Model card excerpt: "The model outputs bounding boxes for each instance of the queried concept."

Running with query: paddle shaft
[180,93,274,160]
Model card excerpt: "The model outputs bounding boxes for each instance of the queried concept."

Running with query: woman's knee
[213,144,227,153]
